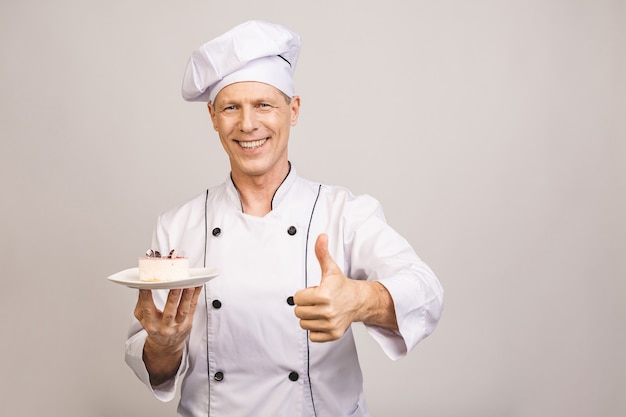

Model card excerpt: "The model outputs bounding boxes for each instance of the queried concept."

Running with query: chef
[125,20,444,417]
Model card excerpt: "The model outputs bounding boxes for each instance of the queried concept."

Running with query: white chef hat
[181,20,301,103]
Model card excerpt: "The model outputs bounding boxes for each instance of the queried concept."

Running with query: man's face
[208,81,300,181]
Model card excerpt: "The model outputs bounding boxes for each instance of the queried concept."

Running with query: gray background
[1,0,624,416]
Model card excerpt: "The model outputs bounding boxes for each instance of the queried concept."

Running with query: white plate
[107,267,219,290]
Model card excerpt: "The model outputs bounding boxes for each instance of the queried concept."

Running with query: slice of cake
[138,249,189,282]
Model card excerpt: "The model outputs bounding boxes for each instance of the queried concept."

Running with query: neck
[231,162,291,216]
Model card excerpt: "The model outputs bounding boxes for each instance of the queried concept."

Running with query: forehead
[214,81,285,104]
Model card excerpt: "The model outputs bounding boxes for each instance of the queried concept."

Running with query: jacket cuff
[124,331,187,402]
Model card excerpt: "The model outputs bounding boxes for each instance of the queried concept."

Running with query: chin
[234,159,287,179]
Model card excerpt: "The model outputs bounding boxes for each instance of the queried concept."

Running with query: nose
[239,106,258,133]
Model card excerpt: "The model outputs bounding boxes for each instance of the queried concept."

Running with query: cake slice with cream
[138,249,189,282]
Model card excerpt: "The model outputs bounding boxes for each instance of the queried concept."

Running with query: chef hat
[181,20,301,103]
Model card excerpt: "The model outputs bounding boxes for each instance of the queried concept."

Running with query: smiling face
[208,81,300,183]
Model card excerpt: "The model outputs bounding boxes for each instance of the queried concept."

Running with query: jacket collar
[226,162,297,213]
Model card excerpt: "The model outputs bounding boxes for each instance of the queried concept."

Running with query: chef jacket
[125,167,443,417]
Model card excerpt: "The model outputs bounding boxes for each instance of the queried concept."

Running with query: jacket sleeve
[124,314,189,401]
[345,194,444,360]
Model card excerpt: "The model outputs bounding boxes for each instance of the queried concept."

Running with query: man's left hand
[293,233,362,342]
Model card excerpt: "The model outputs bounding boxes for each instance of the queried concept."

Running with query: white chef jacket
[125,167,443,417]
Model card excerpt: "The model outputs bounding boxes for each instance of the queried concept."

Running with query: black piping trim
[203,189,209,268]
[270,161,292,210]
[277,54,292,67]
[203,188,211,414]
[229,173,244,212]
[304,184,322,417]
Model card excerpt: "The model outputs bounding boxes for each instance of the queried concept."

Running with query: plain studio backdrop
[1,1,624,416]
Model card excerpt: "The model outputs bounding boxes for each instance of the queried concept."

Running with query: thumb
[315,233,340,281]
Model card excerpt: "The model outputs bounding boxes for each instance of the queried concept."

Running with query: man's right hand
[134,286,203,386]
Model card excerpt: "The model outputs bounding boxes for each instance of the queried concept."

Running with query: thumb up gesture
[293,234,362,342]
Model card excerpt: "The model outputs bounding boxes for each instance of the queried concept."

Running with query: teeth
[239,139,267,149]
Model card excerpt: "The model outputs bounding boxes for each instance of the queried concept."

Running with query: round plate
[107,267,219,289]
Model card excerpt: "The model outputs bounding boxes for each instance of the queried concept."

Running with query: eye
[256,103,273,111]
[223,105,237,111]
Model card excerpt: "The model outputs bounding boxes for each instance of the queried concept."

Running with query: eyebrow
[218,96,278,107]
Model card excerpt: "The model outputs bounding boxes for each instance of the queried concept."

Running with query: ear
[207,102,219,131]
[289,96,301,126]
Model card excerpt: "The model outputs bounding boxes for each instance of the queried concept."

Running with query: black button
[214,371,224,381]
[286,296,295,306]
[287,226,297,236]
[288,371,299,381]
[212,227,221,237]
[212,299,222,309]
